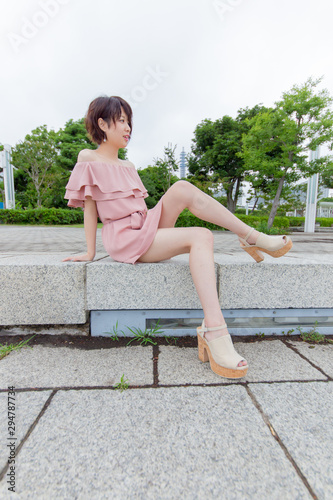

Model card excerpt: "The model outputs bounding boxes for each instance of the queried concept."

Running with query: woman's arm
[62,197,97,262]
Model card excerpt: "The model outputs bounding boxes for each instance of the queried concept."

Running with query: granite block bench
[1,253,333,337]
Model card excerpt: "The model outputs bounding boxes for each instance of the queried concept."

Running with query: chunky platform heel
[239,228,293,263]
[197,320,248,379]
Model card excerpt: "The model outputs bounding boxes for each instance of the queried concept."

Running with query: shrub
[175,209,224,230]
[236,214,290,230]
[0,208,83,225]
[175,210,289,232]
[6,208,331,230]
[316,217,333,227]
[288,217,304,227]
[256,221,279,235]
[287,217,333,227]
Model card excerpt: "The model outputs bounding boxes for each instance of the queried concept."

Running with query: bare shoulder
[122,159,136,170]
[77,149,98,163]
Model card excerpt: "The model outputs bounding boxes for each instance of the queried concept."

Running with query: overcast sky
[1,0,333,171]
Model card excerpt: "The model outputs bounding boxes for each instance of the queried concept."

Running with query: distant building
[321,187,333,198]
[179,147,187,178]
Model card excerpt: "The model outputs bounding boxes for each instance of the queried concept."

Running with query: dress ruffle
[64,161,148,208]
[64,160,164,264]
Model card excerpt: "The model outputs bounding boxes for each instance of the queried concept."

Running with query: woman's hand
[62,253,94,262]
[63,198,98,263]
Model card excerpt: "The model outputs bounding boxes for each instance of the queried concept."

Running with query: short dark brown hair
[84,96,133,144]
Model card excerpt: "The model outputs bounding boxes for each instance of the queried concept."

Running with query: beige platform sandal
[239,228,293,263]
[197,320,248,379]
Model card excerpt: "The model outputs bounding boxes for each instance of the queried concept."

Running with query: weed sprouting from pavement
[0,335,36,360]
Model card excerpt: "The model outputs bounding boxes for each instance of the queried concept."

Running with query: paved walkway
[0,339,332,499]
[0,226,332,498]
[1,225,333,260]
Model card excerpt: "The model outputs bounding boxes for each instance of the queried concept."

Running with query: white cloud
[0,0,332,169]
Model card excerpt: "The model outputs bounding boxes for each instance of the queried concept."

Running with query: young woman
[63,95,292,379]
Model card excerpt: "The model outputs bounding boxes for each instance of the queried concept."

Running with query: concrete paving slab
[0,386,311,499]
[242,341,327,382]
[158,341,326,385]
[250,382,333,500]
[288,341,333,378]
[0,391,52,472]
[158,346,238,385]
[213,232,333,263]
[0,346,153,389]
[1,227,332,259]
[0,226,105,254]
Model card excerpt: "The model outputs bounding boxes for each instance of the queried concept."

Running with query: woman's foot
[240,228,289,247]
[197,320,248,378]
[204,323,247,367]
[239,228,292,262]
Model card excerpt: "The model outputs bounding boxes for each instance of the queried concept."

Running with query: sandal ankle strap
[200,320,228,333]
[243,227,255,243]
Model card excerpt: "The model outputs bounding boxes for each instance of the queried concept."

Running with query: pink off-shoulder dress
[64,161,163,264]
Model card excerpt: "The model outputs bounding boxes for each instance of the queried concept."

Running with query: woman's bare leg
[159,181,287,246]
[139,180,281,369]
[138,226,247,367]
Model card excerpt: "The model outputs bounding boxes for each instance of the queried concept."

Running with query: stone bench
[1,252,333,337]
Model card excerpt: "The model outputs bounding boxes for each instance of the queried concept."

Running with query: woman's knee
[191,227,214,248]
[169,180,195,201]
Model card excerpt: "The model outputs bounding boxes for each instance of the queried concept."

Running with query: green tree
[321,168,333,188]
[185,170,217,195]
[241,77,333,227]
[0,181,4,205]
[188,106,266,212]
[137,166,170,208]
[152,143,179,191]
[13,169,33,208]
[55,118,96,171]
[137,144,179,208]
[138,146,179,209]
[11,125,60,207]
